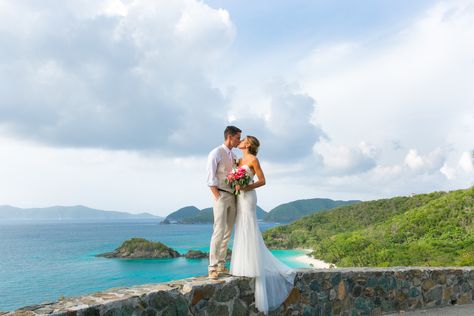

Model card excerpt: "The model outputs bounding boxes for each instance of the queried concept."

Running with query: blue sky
[206,1,436,57]
[0,0,472,215]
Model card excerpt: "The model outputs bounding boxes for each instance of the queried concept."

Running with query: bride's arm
[243,158,266,191]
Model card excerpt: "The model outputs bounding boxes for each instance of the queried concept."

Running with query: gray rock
[424,286,443,303]
[207,302,229,315]
[231,299,248,316]
[6,267,474,316]
[183,250,208,259]
[215,284,238,302]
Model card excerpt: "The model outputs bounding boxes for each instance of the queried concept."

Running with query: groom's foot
[208,270,219,279]
[217,267,230,275]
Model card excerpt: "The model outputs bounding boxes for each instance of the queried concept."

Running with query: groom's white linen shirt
[207,144,233,186]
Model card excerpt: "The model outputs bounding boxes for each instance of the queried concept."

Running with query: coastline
[0,220,325,311]
[293,248,334,269]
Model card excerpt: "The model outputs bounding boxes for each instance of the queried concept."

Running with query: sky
[0,0,473,216]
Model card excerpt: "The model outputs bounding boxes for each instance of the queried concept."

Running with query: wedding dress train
[230,165,295,314]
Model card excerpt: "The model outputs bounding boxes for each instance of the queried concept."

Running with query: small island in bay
[183,250,208,259]
[97,238,233,261]
[97,238,180,259]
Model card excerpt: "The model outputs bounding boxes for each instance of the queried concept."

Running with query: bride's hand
[241,185,251,192]
[235,184,241,191]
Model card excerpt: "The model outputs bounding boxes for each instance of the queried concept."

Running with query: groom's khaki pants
[209,191,236,271]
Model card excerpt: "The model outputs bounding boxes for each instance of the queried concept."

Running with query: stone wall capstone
[5,267,474,316]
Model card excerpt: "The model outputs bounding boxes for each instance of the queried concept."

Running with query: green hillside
[180,205,267,223]
[256,205,267,219]
[165,206,200,222]
[179,208,213,224]
[263,198,360,223]
[263,187,473,267]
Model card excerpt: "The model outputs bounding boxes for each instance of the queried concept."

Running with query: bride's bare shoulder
[249,155,260,167]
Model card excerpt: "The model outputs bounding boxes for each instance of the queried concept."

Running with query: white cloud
[438,150,474,180]
[289,0,474,196]
[371,164,403,180]
[0,0,472,213]
[0,136,211,215]
[316,141,377,175]
[230,82,326,161]
[0,0,326,162]
[404,148,445,173]
[101,0,128,17]
[0,0,235,154]
[440,162,456,179]
[458,151,474,172]
[298,0,474,150]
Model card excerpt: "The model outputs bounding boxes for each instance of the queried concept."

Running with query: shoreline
[292,248,334,269]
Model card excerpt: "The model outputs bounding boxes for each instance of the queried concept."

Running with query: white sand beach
[294,249,335,269]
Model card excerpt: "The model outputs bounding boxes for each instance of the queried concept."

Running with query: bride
[230,136,296,315]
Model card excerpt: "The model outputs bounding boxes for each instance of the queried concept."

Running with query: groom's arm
[206,148,221,200]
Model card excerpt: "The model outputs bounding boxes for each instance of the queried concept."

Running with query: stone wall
[5,267,474,316]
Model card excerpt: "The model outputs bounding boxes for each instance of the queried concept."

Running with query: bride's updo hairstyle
[246,136,260,156]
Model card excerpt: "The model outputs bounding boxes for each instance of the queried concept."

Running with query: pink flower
[225,167,252,195]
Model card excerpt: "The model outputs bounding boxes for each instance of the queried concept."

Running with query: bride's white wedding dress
[230,165,296,314]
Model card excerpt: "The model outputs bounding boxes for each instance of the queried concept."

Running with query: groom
[206,125,242,279]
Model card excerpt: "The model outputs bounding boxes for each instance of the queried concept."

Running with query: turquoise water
[0,220,307,311]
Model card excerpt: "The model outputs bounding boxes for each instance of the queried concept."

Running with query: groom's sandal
[208,270,218,279]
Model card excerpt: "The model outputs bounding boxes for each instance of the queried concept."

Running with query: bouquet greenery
[225,166,252,195]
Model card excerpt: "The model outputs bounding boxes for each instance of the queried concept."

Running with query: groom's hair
[224,126,242,139]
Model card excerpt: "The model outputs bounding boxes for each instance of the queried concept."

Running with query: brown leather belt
[218,188,233,194]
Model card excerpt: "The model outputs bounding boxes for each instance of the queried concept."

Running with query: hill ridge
[263,197,360,223]
[0,205,162,221]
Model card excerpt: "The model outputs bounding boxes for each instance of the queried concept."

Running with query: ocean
[0,220,307,311]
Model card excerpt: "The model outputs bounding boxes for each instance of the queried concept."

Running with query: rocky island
[97,238,180,259]
[182,250,208,259]
[97,238,233,261]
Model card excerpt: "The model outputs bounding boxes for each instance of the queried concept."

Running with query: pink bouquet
[225,167,252,195]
